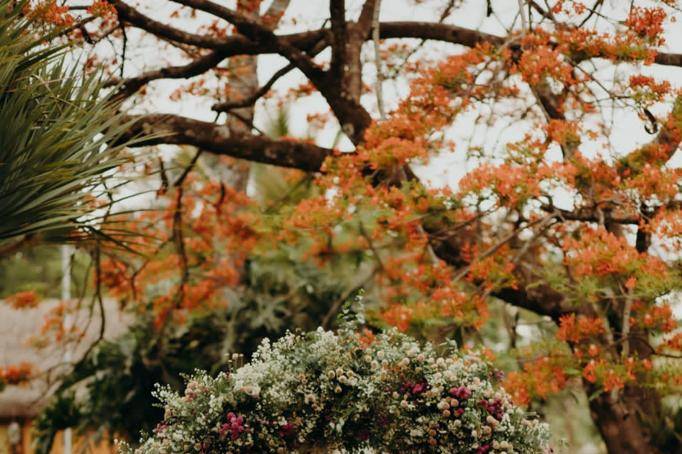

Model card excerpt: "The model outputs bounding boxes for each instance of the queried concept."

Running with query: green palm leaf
[0,1,141,254]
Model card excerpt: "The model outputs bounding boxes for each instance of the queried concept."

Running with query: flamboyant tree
[14,0,682,452]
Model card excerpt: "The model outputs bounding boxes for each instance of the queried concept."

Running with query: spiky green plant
[0,0,137,254]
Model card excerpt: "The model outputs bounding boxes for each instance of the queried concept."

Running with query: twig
[212,62,295,112]
[371,0,385,119]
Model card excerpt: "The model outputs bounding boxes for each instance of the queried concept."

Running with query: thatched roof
[0,298,128,419]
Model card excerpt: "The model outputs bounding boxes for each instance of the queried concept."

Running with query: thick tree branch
[171,0,327,84]
[168,2,373,144]
[212,35,328,113]
[422,215,572,320]
[121,114,332,171]
[262,0,291,28]
[378,21,503,47]
[357,0,379,32]
[109,0,224,48]
[655,51,682,67]
[108,17,682,105]
[329,0,348,78]
[541,205,640,224]
[492,286,571,321]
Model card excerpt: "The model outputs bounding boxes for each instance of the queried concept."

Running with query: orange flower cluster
[23,1,74,27]
[87,1,117,18]
[503,355,569,406]
[557,314,605,344]
[563,227,667,279]
[0,363,32,386]
[98,171,257,327]
[517,42,574,86]
[582,358,639,393]
[629,75,671,100]
[380,305,414,332]
[546,120,581,149]
[626,7,668,44]
[636,302,677,333]
[550,1,587,15]
[5,290,40,309]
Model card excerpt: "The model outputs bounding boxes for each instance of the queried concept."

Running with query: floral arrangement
[121,316,549,453]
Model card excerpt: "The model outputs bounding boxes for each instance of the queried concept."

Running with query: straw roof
[0,298,129,419]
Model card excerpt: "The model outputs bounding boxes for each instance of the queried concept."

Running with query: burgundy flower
[400,380,428,396]
[411,382,427,395]
[477,444,491,454]
[448,386,472,400]
[279,421,297,439]
[220,412,245,440]
[356,428,370,441]
[399,381,414,394]
[480,399,504,420]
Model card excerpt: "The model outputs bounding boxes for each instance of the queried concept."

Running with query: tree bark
[586,381,670,454]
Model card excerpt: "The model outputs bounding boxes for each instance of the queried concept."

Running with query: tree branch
[109,0,224,48]
[121,113,332,171]
[620,95,682,173]
[329,0,348,78]
[212,62,295,112]
[109,0,682,71]
[107,50,227,99]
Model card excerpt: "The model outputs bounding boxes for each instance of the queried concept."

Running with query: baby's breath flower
[122,327,549,454]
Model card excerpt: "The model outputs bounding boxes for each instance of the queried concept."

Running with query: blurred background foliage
[0,106,608,453]
[0,246,89,298]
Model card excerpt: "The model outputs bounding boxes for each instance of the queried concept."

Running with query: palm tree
[0,0,135,257]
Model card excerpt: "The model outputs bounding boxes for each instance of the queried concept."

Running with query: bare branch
[120,113,333,171]
[109,0,224,48]
[107,50,227,100]
[212,62,295,112]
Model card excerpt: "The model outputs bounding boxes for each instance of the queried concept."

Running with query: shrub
[121,318,549,453]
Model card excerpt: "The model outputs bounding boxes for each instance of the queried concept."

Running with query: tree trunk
[585,380,673,454]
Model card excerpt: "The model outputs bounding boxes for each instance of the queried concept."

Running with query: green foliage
[0,0,136,251]
[33,314,232,452]
[0,245,89,297]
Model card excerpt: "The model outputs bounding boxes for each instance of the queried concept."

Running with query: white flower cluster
[120,326,549,453]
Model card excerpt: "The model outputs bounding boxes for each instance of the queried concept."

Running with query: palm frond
[0,0,142,254]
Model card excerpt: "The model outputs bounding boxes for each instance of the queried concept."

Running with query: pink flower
[412,382,427,395]
[477,444,491,454]
[480,398,504,420]
[279,421,296,439]
[448,386,471,400]
[220,412,245,440]
[399,380,428,396]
